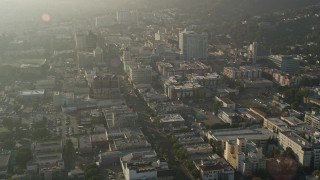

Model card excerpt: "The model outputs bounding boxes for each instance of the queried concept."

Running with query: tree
[191,169,201,179]
[2,117,14,131]
[88,176,104,180]
[32,128,49,140]
[2,139,15,150]
[212,101,223,115]
[85,163,100,179]
[63,140,76,171]
[16,148,32,168]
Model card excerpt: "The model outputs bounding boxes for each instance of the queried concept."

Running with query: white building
[120,151,172,180]
[304,111,320,130]
[179,29,208,60]
[17,89,45,102]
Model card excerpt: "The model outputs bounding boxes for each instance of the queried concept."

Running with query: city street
[123,81,194,180]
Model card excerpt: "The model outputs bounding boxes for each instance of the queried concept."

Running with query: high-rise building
[116,10,138,24]
[179,29,208,60]
[248,42,258,63]
[268,55,299,74]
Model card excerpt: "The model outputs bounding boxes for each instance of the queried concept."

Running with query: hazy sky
[0,0,127,23]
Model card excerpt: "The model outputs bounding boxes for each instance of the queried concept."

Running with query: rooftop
[0,151,11,167]
[281,131,312,148]
[18,89,45,96]
[209,128,275,141]
[160,114,185,123]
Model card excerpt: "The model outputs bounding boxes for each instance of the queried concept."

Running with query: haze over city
[0,0,320,180]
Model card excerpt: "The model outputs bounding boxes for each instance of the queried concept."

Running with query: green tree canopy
[16,148,32,168]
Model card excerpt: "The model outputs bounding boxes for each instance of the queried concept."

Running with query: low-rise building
[304,111,320,130]
[207,128,276,151]
[78,135,92,154]
[32,140,64,179]
[263,117,288,133]
[223,66,262,80]
[163,75,204,100]
[159,114,186,131]
[194,155,234,180]
[215,97,236,110]
[120,150,173,180]
[103,106,138,128]
[17,89,45,102]
[188,73,221,90]
[0,150,11,178]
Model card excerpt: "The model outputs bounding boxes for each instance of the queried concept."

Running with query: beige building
[224,138,266,176]
[263,117,288,133]
[278,131,317,167]
[223,66,262,80]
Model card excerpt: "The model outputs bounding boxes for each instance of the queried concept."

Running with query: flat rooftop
[281,131,312,148]
[209,128,275,141]
[265,117,287,126]
[281,116,305,126]
[0,152,10,166]
[18,89,45,96]
[160,114,185,123]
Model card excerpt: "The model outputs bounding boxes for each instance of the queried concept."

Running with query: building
[217,108,240,125]
[179,29,208,60]
[74,31,97,51]
[20,63,42,75]
[36,78,56,90]
[223,66,262,80]
[53,91,74,108]
[116,10,138,24]
[157,61,210,78]
[163,75,204,100]
[120,151,173,180]
[248,42,258,63]
[103,106,137,128]
[129,64,152,85]
[268,55,299,74]
[188,73,221,90]
[90,133,108,147]
[263,117,288,133]
[278,131,320,167]
[0,151,11,178]
[86,73,120,99]
[159,114,185,127]
[107,128,151,151]
[243,79,273,89]
[304,111,320,130]
[68,168,85,180]
[78,135,92,154]
[194,155,234,180]
[95,14,115,28]
[33,141,65,179]
[215,97,236,110]
[17,89,45,102]
[224,139,266,176]
[207,128,275,151]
